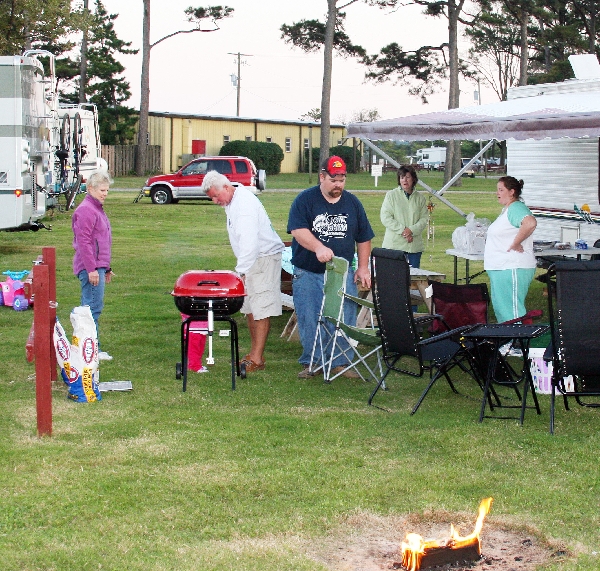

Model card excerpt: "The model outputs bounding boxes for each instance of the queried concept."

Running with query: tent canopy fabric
[346,91,600,142]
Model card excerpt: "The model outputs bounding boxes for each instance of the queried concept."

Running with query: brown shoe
[241,358,265,373]
[330,365,361,379]
[297,365,316,379]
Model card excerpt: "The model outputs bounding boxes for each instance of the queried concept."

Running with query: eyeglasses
[325,174,346,182]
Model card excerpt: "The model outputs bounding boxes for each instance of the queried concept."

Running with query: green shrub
[301,145,359,173]
[220,140,284,175]
[328,145,358,172]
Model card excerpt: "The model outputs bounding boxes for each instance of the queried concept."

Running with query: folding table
[462,323,549,424]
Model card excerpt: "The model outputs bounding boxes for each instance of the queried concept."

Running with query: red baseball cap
[323,156,347,175]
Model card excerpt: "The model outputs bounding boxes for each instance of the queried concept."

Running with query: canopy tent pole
[359,137,467,218]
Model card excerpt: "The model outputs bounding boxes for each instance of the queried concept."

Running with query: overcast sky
[100,0,491,123]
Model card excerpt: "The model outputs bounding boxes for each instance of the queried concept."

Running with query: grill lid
[172,270,245,298]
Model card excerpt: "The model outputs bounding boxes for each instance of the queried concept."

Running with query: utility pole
[228,52,252,116]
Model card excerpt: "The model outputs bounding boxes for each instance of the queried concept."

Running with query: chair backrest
[371,248,419,359]
[591,238,600,260]
[321,256,349,321]
[430,281,489,331]
[548,260,600,379]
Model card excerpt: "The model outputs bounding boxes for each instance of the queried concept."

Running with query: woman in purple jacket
[72,170,114,360]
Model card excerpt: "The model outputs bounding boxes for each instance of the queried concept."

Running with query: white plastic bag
[451,212,490,255]
[53,306,101,403]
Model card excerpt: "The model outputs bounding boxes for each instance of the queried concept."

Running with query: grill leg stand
[228,318,239,390]
[206,301,215,365]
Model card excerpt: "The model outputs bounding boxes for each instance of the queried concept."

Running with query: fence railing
[100,145,162,177]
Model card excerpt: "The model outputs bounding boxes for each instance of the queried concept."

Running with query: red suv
[142,156,266,204]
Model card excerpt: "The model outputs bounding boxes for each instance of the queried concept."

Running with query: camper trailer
[416,146,446,169]
[0,51,103,231]
[507,57,600,244]
[0,54,50,231]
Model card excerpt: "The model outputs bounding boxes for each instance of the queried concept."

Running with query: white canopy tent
[346,91,600,142]
[346,82,600,217]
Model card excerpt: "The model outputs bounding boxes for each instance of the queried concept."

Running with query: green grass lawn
[0,185,598,570]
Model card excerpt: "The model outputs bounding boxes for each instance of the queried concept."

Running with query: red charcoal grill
[172,270,246,391]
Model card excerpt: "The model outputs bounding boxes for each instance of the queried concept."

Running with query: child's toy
[2,270,30,280]
[1,276,21,307]
[13,295,29,311]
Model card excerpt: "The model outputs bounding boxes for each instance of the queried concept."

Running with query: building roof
[149,111,346,128]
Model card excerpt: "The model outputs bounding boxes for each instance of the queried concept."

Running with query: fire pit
[172,270,246,391]
[399,498,493,570]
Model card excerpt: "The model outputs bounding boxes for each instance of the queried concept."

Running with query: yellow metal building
[148,112,349,174]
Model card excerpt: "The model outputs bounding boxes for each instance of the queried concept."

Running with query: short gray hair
[201,170,229,193]
[87,170,113,189]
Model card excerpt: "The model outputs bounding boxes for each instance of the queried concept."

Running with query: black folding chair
[547,260,600,434]
[368,248,473,412]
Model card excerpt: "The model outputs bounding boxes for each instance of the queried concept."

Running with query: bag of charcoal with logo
[53,306,101,402]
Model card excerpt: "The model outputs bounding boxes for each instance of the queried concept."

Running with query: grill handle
[197,280,220,286]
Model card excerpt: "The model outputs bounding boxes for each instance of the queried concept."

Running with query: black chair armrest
[418,325,474,346]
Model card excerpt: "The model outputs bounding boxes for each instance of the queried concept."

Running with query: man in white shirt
[202,171,285,373]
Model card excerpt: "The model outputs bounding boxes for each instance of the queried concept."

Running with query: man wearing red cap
[287,156,374,379]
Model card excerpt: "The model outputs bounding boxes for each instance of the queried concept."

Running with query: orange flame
[400,497,493,571]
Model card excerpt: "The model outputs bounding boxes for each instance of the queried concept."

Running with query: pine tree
[82,0,139,144]
[0,0,72,54]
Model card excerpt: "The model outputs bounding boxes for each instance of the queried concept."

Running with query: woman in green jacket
[380,165,428,268]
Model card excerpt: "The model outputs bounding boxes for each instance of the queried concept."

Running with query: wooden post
[42,247,57,381]
[33,263,52,437]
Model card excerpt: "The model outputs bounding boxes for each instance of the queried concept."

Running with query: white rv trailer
[506,71,600,244]
[416,146,446,169]
[0,51,103,231]
[0,54,50,231]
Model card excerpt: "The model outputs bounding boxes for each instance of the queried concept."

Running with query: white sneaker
[499,342,512,356]
[99,351,113,361]
[194,366,209,373]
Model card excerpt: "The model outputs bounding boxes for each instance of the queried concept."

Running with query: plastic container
[529,348,575,394]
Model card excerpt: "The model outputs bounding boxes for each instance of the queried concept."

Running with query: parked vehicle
[460,158,482,177]
[415,146,446,170]
[0,51,103,231]
[485,157,501,166]
[461,158,482,168]
[142,156,266,205]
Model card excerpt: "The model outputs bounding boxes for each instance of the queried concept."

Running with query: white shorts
[241,253,283,320]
